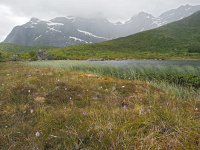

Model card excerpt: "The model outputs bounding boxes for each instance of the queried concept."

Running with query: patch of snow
[47,27,61,33]
[108,19,127,25]
[65,16,76,22]
[185,7,191,11]
[112,21,125,26]
[78,29,109,40]
[34,35,42,40]
[30,22,38,25]
[66,16,75,19]
[179,17,184,20]
[25,26,35,29]
[47,22,64,26]
[140,27,145,32]
[69,36,88,43]
[151,18,164,27]
[152,21,163,26]
[125,18,134,24]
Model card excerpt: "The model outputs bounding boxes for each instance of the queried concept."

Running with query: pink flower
[83,112,88,116]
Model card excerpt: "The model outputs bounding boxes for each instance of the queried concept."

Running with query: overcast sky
[0,0,200,42]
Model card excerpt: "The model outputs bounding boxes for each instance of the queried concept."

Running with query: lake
[86,60,200,67]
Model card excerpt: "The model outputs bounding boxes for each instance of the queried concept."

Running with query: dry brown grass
[0,62,199,150]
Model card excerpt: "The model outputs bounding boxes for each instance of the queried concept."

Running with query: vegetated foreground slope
[0,62,200,149]
[48,11,200,60]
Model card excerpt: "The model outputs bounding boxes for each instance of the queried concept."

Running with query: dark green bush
[188,44,200,53]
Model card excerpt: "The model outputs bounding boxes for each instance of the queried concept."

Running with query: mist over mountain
[4,4,200,47]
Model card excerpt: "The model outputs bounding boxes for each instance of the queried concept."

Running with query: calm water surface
[85,60,200,67]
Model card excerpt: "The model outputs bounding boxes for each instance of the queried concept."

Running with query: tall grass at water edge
[27,60,200,100]
[27,60,200,87]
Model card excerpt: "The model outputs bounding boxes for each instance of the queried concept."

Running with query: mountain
[4,17,110,47]
[160,4,200,24]
[48,11,200,59]
[3,4,200,47]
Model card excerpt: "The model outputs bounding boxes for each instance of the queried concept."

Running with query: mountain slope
[4,17,109,47]
[48,11,200,59]
[0,43,53,54]
[160,4,200,24]
[3,4,200,47]
[100,11,200,52]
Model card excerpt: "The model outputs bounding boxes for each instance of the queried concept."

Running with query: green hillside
[0,43,38,53]
[0,43,54,60]
[0,43,55,53]
[48,11,200,60]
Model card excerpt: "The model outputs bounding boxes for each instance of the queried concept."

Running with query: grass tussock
[0,62,200,149]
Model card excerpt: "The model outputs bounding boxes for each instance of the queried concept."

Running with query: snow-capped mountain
[4,4,200,47]
[159,4,200,24]
[4,17,110,47]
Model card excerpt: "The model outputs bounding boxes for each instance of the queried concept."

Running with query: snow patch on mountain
[69,36,88,43]
[78,29,109,40]
[34,35,42,40]
[27,24,36,28]
[47,27,61,33]
[47,22,64,26]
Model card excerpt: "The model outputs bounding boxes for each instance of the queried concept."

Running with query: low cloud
[0,5,28,41]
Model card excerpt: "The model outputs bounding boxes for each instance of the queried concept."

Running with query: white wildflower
[35,131,41,137]
[30,109,34,114]
[50,135,58,138]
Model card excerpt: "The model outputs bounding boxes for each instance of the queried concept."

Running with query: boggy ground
[0,62,200,150]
